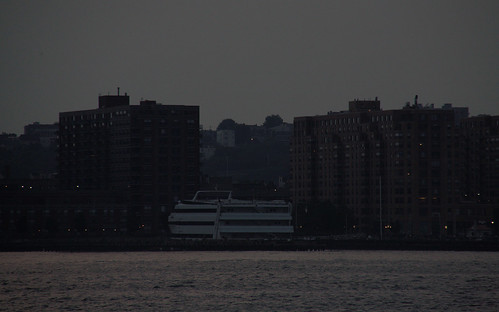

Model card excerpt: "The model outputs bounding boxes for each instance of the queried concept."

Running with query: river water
[1,250,498,311]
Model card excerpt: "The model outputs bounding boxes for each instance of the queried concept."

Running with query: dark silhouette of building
[0,179,128,238]
[291,99,496,238]
[459,115,499,236]
[58,92,199,234]
[22,122,59,147]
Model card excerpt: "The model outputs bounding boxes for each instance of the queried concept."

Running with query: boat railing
[192,190,232,201]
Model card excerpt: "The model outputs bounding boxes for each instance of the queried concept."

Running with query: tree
[263,115,283,128]
[217,119,237,131]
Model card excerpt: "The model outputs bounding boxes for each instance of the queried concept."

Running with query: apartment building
[58,93,199,234]
[291,99,475,237]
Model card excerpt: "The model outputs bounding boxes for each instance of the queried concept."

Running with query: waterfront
[2,237,499,252]
[1,250,498,311]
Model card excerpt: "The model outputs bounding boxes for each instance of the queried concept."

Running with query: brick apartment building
[291,98,498,238]
[459,115,499,233]
[58,93,199,234]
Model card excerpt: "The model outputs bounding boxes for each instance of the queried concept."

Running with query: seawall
[1,237,498,252]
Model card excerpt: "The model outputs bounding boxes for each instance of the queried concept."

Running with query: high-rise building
[291,99,484,237]
[58,93,199,234]
[459,115,499,234]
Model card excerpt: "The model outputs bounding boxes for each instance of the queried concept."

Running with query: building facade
[216,129,236,147]
[58,94,200,234]
[22,122,59,147]
[290,99,498,238]
[458,115,499,237]
[0,180,128,238]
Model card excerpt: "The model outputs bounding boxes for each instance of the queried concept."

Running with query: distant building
[200,129,217,161]
[58,93,200,234]
[20,122,58,147]
[268,123,293,143]
[201,129,217,145]
[0,133,18,148]
[290,99,498,238]
[200,146,216,161]
[216,129,235,147]
[248,125,267,143]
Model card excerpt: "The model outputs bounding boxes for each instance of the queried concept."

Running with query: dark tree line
[217,115,284,131]
[202,139,289,183]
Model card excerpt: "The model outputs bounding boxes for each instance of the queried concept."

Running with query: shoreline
[1,237,498,252]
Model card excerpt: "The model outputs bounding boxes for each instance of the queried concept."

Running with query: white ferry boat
[168,191,293,239]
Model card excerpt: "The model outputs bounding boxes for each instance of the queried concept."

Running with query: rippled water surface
[1,250,498,311]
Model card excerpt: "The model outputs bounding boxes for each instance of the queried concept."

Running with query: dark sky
[1,0,498,134]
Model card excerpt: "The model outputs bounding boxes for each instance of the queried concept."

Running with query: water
[1,250,498,311]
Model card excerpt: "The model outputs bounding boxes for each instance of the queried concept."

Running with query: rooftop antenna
[117,87,120,96]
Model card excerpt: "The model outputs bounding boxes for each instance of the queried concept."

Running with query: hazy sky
[1,0,498,134]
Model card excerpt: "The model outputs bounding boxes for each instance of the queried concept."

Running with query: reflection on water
[1,251,499,311]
